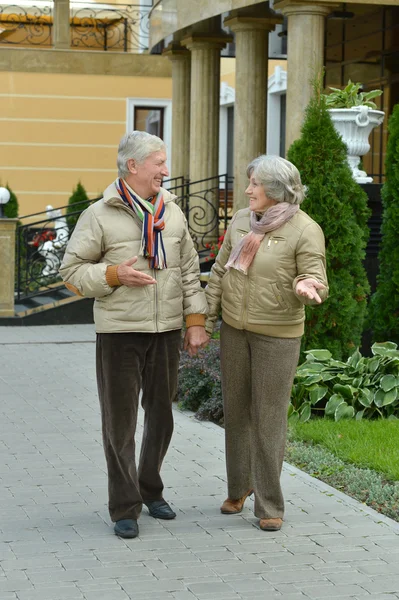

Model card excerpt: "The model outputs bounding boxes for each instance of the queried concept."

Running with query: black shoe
[145,499,176,520]
[114,519,139,538]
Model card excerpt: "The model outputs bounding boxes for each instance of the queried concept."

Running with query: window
[127,98,172,164]
[134,107,164,138]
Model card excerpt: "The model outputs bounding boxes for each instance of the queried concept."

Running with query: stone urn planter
[328,106,385,184]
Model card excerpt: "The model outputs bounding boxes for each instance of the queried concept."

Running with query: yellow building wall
[1,57,286,218]
[220,57,287,87]
[0,71,172,217]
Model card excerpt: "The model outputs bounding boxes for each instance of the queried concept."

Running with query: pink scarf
[226,203,299,274]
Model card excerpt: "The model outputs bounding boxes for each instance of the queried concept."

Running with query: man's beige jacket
[59,183,207,333]
[205,208,329,338]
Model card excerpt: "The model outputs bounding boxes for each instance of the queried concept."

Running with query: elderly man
[60,131,208,539]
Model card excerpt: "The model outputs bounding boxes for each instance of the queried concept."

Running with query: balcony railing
[0,1,152,52]
[0,2,53,46]
[15,175,232,301]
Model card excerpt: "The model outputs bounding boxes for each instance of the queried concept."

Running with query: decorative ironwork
[173,175,230,251]
[0,2,52,46]
[15,175,232,301]
[71,2,151,52]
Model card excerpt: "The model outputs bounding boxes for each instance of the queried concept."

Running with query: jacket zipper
[240,275,250,329]
[153,268,158,333]
[112,201,158,330]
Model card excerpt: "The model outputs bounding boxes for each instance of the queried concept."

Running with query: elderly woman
[205,155,328,531]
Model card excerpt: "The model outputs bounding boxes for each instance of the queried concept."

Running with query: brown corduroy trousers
[220,321,301,519]
[96,330,181,522]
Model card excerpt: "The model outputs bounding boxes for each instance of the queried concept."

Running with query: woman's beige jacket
[59,183,207,333]
[205,208,328,338]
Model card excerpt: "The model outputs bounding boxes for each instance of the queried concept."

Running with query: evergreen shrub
[66,182,90,231]
[1,184,19,218]
[178,340,223,424]
[368,104,399,344]
[287,80,371,360]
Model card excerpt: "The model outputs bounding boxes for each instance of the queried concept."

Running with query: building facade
[150,0,399,210]
[0,0,172,216]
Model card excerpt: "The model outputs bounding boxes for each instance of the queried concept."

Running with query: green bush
[368,104,399,344]
[287,79,370,360]
[0,184,19,218]
[66,182,90,231]
[290,342,399,422]
[178,339,223,424]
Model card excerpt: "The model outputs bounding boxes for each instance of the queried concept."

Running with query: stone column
[181,34,230,245]
[224,15,281,211]
[53,0,70,49]
[0,219,17,318]
[163,44,191,180]
[275,1,335,152]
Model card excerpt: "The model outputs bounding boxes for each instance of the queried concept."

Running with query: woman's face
[245,175,278,213]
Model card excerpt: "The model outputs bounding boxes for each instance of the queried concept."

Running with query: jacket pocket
[97,284,152,323]
[232,228,249,247]
[158,269,184,322]
[271,282,289,309]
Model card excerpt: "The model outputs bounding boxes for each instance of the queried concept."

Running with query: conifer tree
[368,104,399,344]
[287,80,371,359]
[66,182,90,231]
[1,184,19,218]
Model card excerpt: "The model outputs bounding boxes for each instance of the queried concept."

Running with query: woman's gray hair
[117,131,166,178]
[246,155,306,205]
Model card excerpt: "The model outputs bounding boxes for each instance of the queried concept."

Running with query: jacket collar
[103,181,177,209]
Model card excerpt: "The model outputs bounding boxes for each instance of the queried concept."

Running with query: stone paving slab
[0,324,399,600]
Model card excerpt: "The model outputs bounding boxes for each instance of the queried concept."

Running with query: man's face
[127,150,169,199]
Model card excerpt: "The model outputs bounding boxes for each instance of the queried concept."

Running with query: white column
[53,0,70,49]
[181,34,229,245]
[163,44,191,180]
[275,1,335,151]
[224,15,280,211]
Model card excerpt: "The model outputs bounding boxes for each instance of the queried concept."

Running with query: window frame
[126,97,172,159]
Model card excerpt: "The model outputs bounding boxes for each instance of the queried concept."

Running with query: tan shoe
[220,489,253,514]
[259,518,283,531]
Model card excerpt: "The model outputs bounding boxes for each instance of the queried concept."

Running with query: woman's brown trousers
[96,330,181,522]
[220,321,301,519]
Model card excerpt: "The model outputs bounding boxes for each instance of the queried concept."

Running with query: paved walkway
[0,325,398,600]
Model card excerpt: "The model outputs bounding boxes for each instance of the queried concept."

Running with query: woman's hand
[295,278,326,304]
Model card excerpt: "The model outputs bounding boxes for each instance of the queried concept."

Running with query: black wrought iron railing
[0,1,152,52]
[0,2,53,46]
[15,174,233,301]
[71,2,151,52]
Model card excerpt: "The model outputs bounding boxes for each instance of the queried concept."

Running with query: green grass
[289,419,399,482]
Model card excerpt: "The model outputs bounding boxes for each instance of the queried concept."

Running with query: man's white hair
[117,131,166,178]
[246,155,306,205]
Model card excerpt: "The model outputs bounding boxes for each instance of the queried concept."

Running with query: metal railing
[0,1,152,51]
[15,174,233,301]
[0,2,53,46]
[71,2,151,52]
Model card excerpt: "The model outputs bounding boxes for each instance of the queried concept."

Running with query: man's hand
[183,326,210,357]
[117,257,156,287]
[295,278,326,304]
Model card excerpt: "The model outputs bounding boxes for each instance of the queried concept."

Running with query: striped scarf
[116,178,167,269]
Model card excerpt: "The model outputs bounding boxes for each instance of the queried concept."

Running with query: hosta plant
[289,342,399,423]
[323,80,383,109]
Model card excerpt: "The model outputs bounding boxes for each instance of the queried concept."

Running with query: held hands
[183,326,210,358]
[117,257,156,287]
[295,278,326,304]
